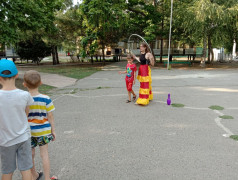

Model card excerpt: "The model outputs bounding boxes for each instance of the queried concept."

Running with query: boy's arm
[118,70,126,74]
[25,106,30,116]
[133,71,136,84]
[48,112,56,141]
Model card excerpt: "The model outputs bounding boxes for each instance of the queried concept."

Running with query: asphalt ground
[2,61,238,180]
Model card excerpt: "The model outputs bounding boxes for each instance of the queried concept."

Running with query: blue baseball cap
[0,59,18,77]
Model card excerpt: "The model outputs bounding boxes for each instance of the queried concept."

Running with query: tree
[16,38,51,64]
[175,0,238,64]
[56,4,85,57]
[0,0,63,45]
[222,0,238,59]
[175,0,223,65]
[80,0,128,65]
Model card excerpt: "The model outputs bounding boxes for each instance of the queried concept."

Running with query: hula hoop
[128,34,152,54]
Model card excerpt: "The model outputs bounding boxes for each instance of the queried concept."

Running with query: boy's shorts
[31,134,54,148]
[0,138,32,174]
[126,81,133,91]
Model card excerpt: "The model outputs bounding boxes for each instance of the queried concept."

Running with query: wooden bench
[163,61,192,67]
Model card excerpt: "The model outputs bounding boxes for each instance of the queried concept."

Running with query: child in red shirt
[119,54,137,103]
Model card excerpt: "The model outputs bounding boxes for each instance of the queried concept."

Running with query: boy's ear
[15,74,19,78]
[40,81,42,85]
[22,81,27,87]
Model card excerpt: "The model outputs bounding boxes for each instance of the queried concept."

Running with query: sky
[73,0,82,5]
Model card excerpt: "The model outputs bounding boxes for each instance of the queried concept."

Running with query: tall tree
[0,0,63,45]
[81,0,128,65]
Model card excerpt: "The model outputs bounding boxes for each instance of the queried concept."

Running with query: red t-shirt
[125,63,137,82]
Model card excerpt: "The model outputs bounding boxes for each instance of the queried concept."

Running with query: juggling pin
[167,93,171,105]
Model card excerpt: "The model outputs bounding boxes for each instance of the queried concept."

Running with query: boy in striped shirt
[24,70,57,180]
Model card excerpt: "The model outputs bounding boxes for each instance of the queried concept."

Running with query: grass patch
[230,135,238,141]
[0,78,56,95]
[80,86,111,91]
[69,88,78,94]
[37,66,100,79]
[39,84,55,95]
[209,105,224,110]
[96,86,111,89]
[219,115,234,119]
[171,103,185,108]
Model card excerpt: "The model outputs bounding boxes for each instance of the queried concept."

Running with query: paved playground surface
[3,61,238,179]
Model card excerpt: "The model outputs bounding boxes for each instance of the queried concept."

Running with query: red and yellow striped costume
[136,64,153,105]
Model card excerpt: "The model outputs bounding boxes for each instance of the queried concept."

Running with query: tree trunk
[102,44,105,65]
[55,46,59,64]
[200,30,207,67]
[232,39,236,60]
[153,0,157,6]
[52,46,57,65]
[207,35,211,64]
[91,56,94,64]
[211,49,214,63]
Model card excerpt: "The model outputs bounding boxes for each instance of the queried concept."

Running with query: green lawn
[16,79,55,95]
[37,66,100,79]
[209,105,224,110]
[0,79,55,95]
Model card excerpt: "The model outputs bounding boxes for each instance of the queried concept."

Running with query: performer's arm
[131,52,140,62]
[133,71,136,84]
[148,53,155,66]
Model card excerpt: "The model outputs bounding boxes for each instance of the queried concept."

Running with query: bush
[16,39,51,64]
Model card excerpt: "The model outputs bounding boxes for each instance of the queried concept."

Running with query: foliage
[209,105,224,110]
[0,0,63,45]
[171,103,185,108]
[175,0,238,56]
[1,0,238,65]
[219,115,234,119]
[230,135,238,141]
[56,5,84,54]
[16,38,51,63]
[80,0,128,59]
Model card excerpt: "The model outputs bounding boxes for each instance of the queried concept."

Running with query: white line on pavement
[213,110,224,116]
[215,117,234,136]
[227,107,238,110]
[67,94,126,98]
[184,107,209,110]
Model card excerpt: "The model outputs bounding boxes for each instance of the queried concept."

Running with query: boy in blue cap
[0,59,34,180]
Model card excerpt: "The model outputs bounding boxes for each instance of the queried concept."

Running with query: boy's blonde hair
[127,54,134,60]
[24,70,41,89]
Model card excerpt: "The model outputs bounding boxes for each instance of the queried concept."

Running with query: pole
[167,0,173,70]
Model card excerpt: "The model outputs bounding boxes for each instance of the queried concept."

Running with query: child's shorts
[0,138,32,174]
[31,134,54,148]
[126,81,133,91]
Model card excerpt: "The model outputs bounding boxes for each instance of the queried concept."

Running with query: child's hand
[118,71,121,74]
[52,132,56,141]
